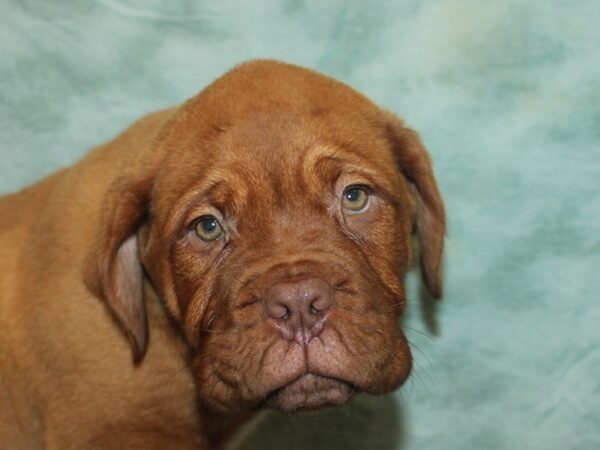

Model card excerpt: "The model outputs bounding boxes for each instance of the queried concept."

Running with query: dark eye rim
[343,184,373,195]
[191,214,225,241]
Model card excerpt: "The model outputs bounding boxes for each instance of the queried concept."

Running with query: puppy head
[86,61,445,412]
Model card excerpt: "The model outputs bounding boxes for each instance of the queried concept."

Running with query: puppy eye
[342,186,370,213]
[193,216,224,241]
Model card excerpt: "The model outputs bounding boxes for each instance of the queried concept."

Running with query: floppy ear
[84,178,150,362]
[384,113,446,299]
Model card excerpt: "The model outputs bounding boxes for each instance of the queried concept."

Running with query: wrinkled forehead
[152,110,402,228]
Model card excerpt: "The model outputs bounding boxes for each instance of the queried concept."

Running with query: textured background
[1,1,599,449]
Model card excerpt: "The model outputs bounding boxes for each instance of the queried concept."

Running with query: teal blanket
[1,1,598,448]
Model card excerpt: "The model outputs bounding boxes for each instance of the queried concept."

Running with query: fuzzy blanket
[1,1,598,449]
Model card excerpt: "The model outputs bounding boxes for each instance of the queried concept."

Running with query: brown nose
[262,277,333,342]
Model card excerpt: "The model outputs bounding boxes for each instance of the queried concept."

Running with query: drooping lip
[263,373,357,412]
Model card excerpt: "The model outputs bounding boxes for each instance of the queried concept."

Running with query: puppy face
[87,60,445,414]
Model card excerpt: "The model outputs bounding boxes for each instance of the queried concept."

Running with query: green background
[1,1,599,449]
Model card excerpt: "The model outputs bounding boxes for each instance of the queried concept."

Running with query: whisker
[408,341,437,377]
[407,340,437,390]
[404,326,435,341]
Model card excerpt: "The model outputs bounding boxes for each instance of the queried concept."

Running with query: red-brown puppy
[0,60,445,449]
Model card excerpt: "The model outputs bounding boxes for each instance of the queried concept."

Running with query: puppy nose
[263,278,333,340]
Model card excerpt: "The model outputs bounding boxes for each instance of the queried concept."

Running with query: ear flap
[84,179,150,362]
[384,113,446,299]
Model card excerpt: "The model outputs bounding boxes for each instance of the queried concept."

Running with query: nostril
[309,294,331,315]
[268,302,290,321]
[308,295,324,315]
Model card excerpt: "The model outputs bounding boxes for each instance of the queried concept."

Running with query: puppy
[0,60,445,449]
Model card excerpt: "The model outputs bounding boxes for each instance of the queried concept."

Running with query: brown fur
[0,60,445,449]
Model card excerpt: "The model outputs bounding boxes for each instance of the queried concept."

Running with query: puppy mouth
[264,373,356,412]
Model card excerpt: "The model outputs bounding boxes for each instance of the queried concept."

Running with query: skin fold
[0,60,445,449]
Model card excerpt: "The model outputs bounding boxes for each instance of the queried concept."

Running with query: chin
[265,374,356,413]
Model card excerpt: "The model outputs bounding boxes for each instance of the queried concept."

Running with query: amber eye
[193,216,224,241]
[342,186,370,212]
